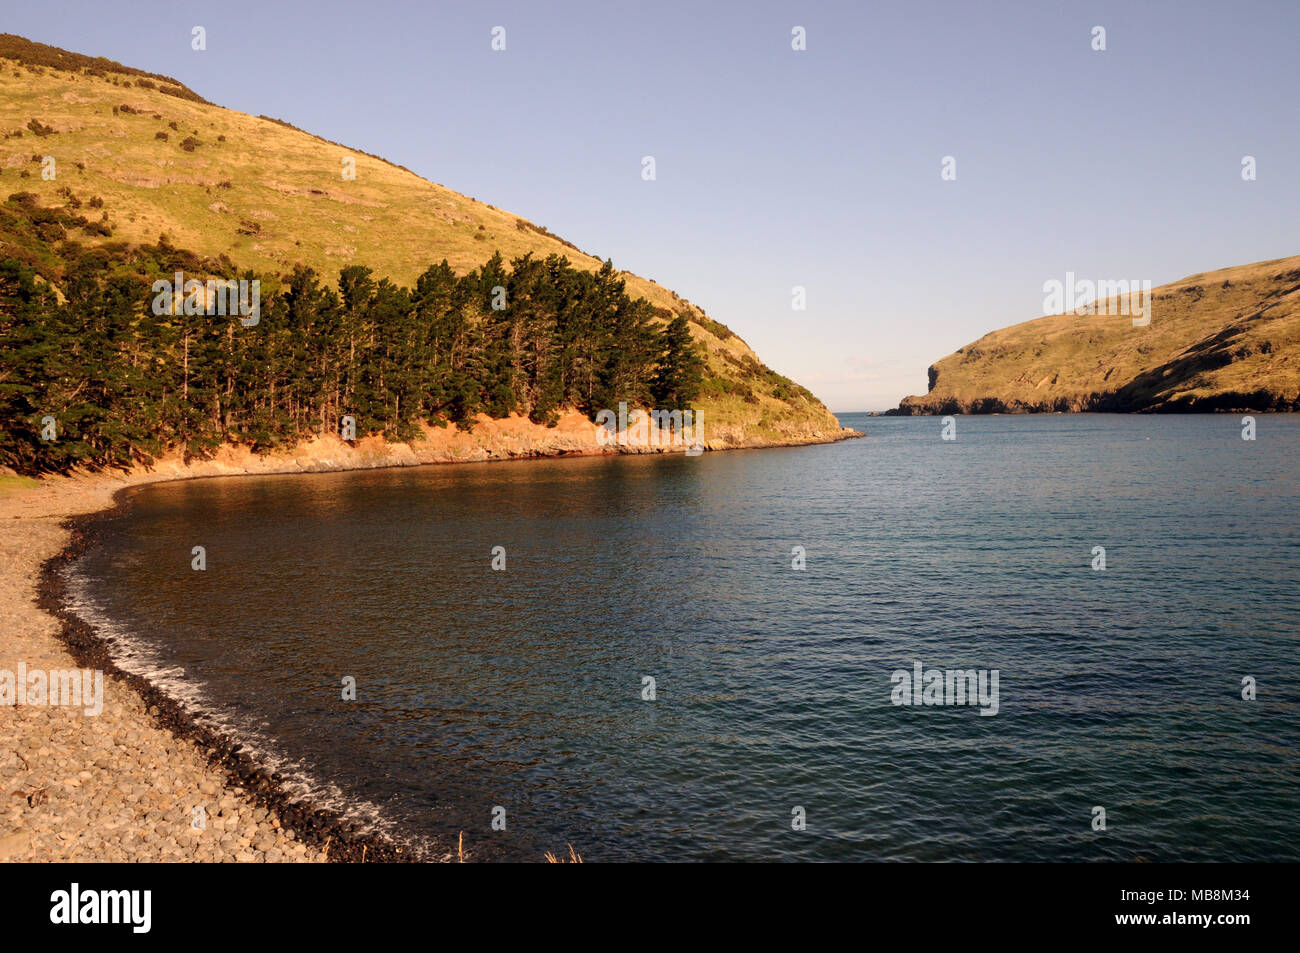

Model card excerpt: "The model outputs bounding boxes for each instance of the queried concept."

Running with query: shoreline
[40,490,414,864]
[886,397,1300,416]
[1,423,860,863]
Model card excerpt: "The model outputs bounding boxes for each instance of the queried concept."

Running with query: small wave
[61,561,439,860]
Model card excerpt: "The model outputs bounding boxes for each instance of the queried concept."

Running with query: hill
[893,255,1300,414]
[0,35,846,473]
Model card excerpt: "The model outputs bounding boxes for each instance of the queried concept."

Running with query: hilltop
[0,34,847,473]
[893,255,1300,414]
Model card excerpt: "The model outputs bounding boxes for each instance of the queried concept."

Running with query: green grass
[0,474,40,492]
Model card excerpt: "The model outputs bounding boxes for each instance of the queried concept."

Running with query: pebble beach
[0,472,331,862]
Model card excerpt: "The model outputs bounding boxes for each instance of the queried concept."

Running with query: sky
[8,0,1300,410]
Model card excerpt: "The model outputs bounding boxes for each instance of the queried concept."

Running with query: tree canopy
[0,195,705,474]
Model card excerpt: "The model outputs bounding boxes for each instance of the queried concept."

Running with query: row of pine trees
[0,231,705,473]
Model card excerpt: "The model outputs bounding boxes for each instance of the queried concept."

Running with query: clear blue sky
[10,0,1300,410]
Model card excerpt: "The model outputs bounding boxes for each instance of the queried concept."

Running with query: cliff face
[893,255,1300,415]
[0,35,847,451]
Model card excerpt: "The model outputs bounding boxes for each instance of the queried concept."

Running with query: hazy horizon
[7,0,1300,411]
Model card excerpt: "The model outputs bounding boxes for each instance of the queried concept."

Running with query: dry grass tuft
[544,843,583,864]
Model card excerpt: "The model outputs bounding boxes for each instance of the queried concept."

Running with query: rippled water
[69,414,1300,861]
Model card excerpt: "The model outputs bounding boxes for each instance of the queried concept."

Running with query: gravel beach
[1,470,332,862]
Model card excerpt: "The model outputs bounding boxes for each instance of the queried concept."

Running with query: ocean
[65,413,1300,861]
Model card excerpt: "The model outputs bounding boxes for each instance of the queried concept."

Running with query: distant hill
[893,256,1300,414]
[0,34,843,461]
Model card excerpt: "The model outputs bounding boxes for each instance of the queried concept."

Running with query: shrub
[513,218,581,253]
[157,84,202,103]
[689,312,733,341]
[35,220,64,242]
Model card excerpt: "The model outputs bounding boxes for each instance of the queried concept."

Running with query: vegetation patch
[0,195,705,473]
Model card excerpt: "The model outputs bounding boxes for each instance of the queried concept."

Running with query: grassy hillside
[894,255,1300,414]
[0,34,842,446]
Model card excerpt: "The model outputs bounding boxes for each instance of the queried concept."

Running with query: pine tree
[0,192,715,474]
[651,314,705,407]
